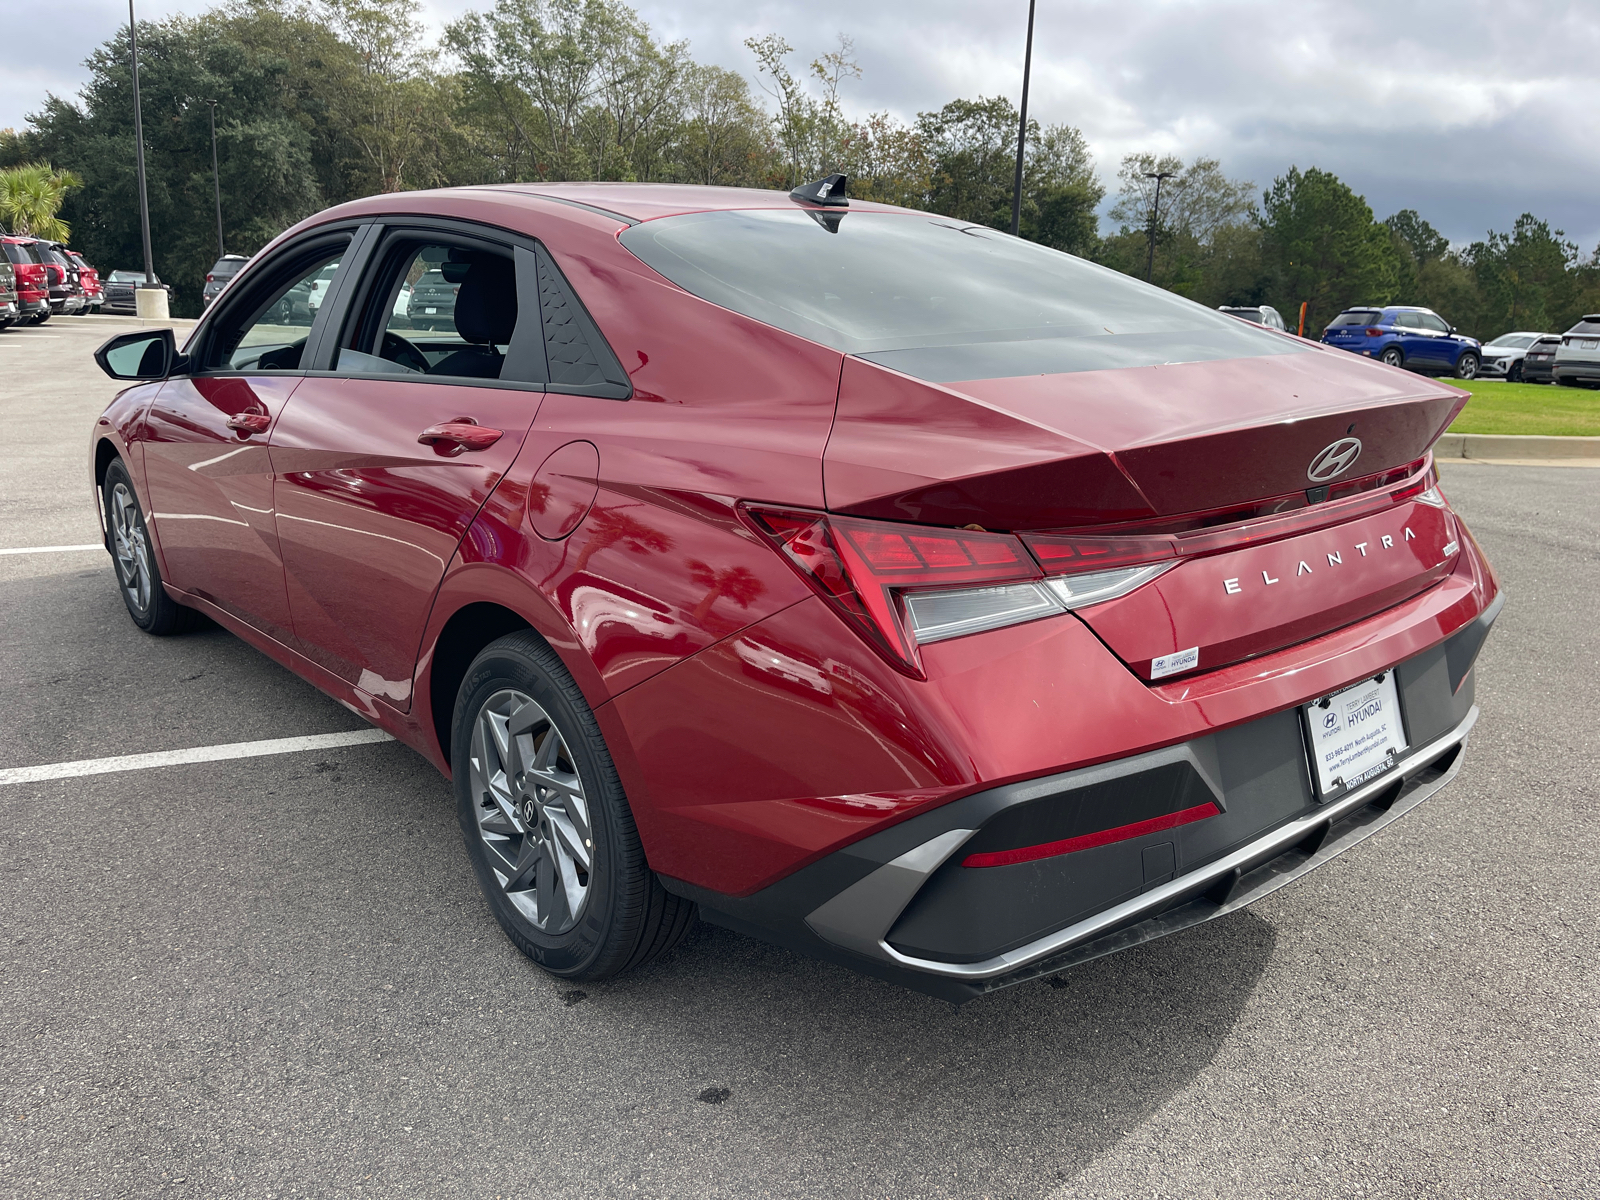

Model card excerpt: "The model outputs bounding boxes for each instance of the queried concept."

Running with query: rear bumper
[669,590,1502,1002]
[1554,360,1600,384]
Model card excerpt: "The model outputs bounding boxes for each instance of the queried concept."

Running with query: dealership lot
[2,317,1596,1198]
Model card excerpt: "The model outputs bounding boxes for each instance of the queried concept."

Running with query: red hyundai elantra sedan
[89,179,1500,1001]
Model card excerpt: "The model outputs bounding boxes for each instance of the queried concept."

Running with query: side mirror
[94,328,185,381]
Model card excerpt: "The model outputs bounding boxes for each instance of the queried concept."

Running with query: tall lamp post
[206,99,224,257]
[1143,169,1175,282]
[1009,0,1038,237]
[127,0,164,317]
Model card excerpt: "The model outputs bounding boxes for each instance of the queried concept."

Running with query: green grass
[1445,379,1600,436]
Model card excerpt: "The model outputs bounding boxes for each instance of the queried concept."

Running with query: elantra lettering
[1221,525,1431,596]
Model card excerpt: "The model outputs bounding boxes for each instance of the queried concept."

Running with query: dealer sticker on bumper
[1304,672,1408,797]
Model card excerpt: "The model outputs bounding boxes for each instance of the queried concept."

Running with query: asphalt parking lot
[2,316,1596,1199]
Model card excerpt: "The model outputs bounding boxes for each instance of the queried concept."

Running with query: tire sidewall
[1382,347,1405,368]
[1456,352,1479,379]
[452,641,619,977]
[102,460,162,631]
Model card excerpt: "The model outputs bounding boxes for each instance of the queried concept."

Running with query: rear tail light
[1365,327,1384,336]
[745,508,1057,676]
[206,274,215,283]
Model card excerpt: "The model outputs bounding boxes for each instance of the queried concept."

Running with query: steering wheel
[381,331,431,374]
[256,337,309,371]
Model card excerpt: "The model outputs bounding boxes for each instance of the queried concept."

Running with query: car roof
[310,182,920,230]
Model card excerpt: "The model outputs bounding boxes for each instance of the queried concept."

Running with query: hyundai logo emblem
[1307,437,1363,482]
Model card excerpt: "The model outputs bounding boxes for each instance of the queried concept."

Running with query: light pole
[127,0,156,290]
[1143,170,1175,283]
[206,99,224,258]
[1009,0,1038,238]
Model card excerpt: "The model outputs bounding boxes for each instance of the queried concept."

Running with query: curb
[1436,432,1600,466]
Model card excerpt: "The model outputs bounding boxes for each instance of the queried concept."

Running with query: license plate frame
[1302,671,1409,799]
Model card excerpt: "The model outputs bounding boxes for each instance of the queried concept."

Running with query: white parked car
[1479,331,1548,382]
[1554,315,1600,389]
[1219,305,1288,331]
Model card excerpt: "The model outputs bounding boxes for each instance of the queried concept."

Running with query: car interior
[337,242,519,381]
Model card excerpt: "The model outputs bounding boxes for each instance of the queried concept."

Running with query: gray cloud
[8,0,1597,250]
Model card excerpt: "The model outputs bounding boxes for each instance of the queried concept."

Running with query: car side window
[1417,313,1449,333]
[211,248,347,372]
[339,239,536,383]
[1393,312,1420,329]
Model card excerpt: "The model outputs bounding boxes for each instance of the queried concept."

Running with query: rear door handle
[226,411,271,436]
[418,420,503,455]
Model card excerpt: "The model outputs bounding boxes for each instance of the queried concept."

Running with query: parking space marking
[0,544,104,556]
[0,729,395,786]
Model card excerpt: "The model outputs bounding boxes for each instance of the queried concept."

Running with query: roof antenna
[790,173,850,208]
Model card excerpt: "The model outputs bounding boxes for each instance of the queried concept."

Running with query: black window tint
[620,209,1300,382]
[1329,310,1381,327]
[535,246,630,396]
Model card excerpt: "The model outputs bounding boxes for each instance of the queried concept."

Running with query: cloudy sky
[7,0,1598,250]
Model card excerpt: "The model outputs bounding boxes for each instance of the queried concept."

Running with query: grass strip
[1446,380,1600,436]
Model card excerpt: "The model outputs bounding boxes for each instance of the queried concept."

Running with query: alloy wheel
[1457,353,1479,380]
[468,688,593,934]
[108,481,153,614]
[1381,348,1403,368]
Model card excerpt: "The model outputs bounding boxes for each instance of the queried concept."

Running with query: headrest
[452,255,517,345]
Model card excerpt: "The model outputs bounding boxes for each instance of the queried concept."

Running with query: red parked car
[66,250,103,312]
[88,181,1501,1001]
[1,236,53,323]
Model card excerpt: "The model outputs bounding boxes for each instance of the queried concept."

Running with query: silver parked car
[1554,315,1600,389]
[1478,331,1549,382]
[1219,304,1288,331]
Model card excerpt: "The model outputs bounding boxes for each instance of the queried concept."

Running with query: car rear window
[1570,317,1600,335]
[1328,310,1382,327]
[3,243,41,265]
[210,259,245,277]
[620,209,1300,381]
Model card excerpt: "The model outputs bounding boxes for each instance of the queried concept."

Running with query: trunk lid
[823,348,1467,679]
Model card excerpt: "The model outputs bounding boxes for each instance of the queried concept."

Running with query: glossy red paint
[140,375,299,637]
[1076,495,1460,679]
[91,183,1499,921]
[269,377,542,706]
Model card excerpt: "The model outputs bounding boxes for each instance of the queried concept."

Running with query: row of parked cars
[1220,301,1600,388]
[0,235,111,327]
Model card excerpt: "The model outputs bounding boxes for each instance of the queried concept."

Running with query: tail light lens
[745,508,1057,676]
[1365,327,1384,336]
[206,274,215,283]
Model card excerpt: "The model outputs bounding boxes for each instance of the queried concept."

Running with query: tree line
[3,0,1596,334]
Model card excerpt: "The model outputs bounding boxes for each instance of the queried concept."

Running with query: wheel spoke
[501,836,542,893]
[544,808,591,873]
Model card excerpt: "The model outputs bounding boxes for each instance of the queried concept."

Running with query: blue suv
[1321,306,1482,379]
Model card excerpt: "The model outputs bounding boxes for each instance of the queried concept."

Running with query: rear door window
[336,231,630,395]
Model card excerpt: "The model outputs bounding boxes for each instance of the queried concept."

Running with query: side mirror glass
[94,328,181,381]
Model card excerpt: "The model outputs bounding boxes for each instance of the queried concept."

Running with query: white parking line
[0,545,104,556]
[0,729,395,786]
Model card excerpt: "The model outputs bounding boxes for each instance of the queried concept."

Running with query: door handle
[417,419,503,455]
[226,411,271,436]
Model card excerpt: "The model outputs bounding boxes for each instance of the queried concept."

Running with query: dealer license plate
[425,307,438,314]
[1303,672,1408,797]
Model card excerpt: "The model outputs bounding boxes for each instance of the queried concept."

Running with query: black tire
[452,631,694,981]
[101,459,199,636]
[1508,359,1523,383]
[33,310,50,325]
[1380,346,1405,369]
[1455,352,1479,380]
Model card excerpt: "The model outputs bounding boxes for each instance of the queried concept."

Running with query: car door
[269,226,552,708]
[139,231,358,638]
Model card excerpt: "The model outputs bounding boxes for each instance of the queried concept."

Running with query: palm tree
[0,163,82,241]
